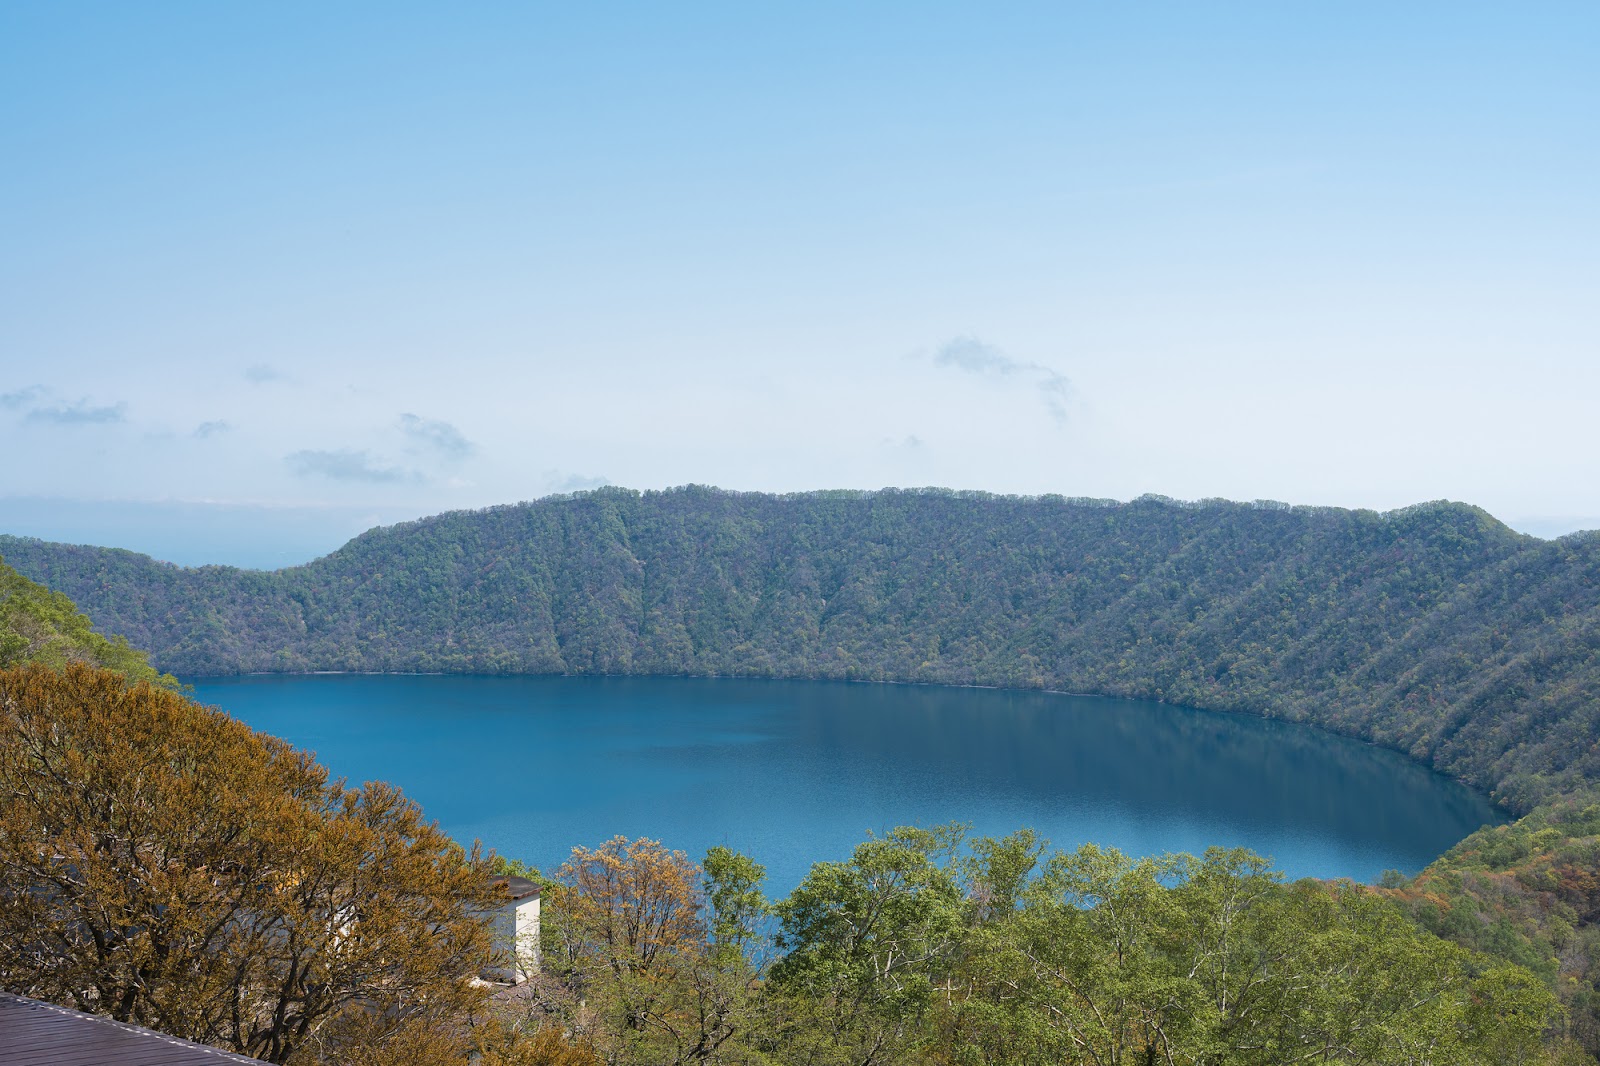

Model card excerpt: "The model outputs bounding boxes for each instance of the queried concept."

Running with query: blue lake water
[188,675,1505,892]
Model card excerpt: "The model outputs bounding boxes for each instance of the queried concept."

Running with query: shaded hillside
[5,486,1599,809]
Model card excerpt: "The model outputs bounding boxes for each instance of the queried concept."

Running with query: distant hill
[0,557,176,687]
[5,486,1599,810]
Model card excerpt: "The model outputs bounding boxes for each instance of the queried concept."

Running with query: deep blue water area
[188,675,1505,892]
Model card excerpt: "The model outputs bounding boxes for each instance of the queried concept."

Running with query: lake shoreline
[190,673,1506,891]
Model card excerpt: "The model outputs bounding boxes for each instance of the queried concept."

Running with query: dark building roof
[0,991,269,1065]
[493,874,541,903]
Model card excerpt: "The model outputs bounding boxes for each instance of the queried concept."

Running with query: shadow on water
[190,674,1506,893]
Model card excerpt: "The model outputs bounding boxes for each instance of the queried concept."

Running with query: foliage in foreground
[0,658,1582,1064]
[0,663,500,1064]
[505,829,1569,1066]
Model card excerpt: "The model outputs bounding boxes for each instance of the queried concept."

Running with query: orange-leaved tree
[544,836,767,1064]
[0,662,501,1064]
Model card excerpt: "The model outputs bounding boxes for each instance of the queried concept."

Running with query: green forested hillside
[0,557,176,687]
[1381,789,1600,1053]
[5,486,1599,810]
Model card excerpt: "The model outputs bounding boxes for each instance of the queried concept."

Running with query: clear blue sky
[2,3,1596,567]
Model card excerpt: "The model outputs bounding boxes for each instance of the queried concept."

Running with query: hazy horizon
[1,486,1593,571]
[4,5,1596,565]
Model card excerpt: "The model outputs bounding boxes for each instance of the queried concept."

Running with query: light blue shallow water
[188,675,1505,892]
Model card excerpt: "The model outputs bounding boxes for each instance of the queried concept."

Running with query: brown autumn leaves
[0,664,569,1064]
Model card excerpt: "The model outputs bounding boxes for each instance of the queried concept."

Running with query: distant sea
[190,675,1505,892]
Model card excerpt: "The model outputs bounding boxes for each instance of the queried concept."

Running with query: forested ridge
[5,485,1600,812]
[0,556,177,688]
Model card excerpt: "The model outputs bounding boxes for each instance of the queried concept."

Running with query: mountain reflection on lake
[190,675,1504,892]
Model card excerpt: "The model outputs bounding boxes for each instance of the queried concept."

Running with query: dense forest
[0,555,177,688]
[6,486,1599,812]
[497,829,1568,1066]
[1378,787,1600,1055]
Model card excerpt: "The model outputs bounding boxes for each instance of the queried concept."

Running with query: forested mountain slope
[0,558,176,688]
[5,486,1599,810]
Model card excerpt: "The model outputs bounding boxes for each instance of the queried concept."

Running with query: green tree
[0,557,177,686]
[770,825,968,1065]
[704,844,772,961]
[937,842,1562,1065]
[958,828,1047,925]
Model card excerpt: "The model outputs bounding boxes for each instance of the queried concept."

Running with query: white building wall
[486,895,541,983]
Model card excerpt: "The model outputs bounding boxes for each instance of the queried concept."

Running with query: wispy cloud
[3,386,129,426]
[932,336,1072,423]
[286,449,419,483]
[24,400,128,425]
[934,337,1018,376]
[399,413,475,461]
[245,363,288,384]
[194,420,231,438]
[880,434,924,450]
[548,471,610,492]
[1,385,45,409]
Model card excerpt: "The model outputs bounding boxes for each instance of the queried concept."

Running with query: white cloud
[286,449,420,484]
[399,413,475,460]
[932,337,1072,424]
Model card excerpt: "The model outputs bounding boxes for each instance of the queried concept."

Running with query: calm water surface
[188,675,1504,891]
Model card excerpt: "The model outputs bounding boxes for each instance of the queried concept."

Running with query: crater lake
[188,674,1505,889]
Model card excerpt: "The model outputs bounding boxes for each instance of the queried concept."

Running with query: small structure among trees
[484,874,542,984]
